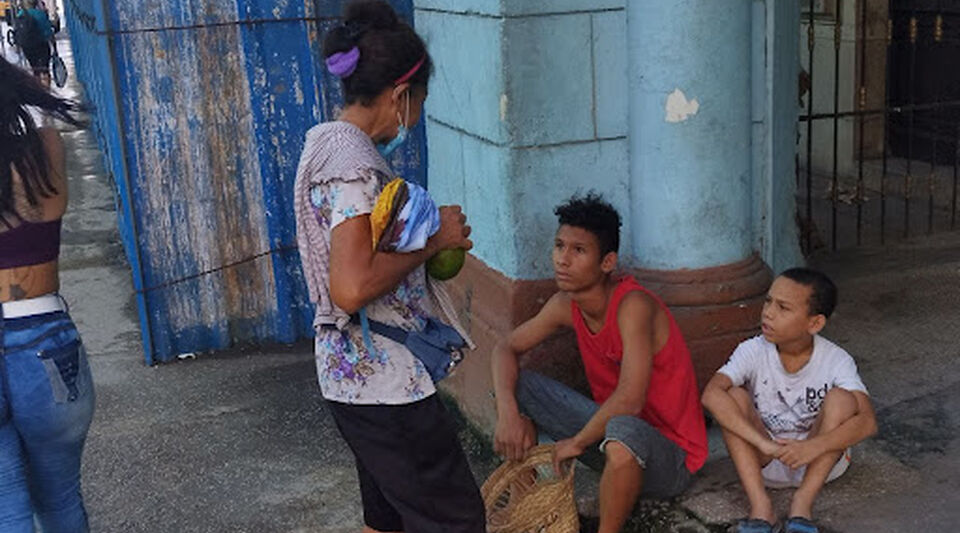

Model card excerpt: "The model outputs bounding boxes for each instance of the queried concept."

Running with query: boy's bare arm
[701,373,782,457]
[550,293,656,473]
[777,390,877,468]
[492,292,570,460]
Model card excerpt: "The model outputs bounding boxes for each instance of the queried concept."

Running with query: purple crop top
[0,219,62,269]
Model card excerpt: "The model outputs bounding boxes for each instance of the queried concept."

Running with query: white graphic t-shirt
[718,335,868,439]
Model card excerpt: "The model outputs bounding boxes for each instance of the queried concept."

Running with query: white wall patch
[665,88,699,123]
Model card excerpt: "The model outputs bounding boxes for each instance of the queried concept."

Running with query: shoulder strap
[351,310,409,347]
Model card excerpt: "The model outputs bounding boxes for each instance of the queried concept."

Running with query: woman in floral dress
[293,2,484,532]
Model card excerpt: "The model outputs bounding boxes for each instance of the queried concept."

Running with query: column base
[441,255,573,433]
[442,254,771,433]
[631,254,772,389]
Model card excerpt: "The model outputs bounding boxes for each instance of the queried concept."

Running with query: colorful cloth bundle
[370,178,440,253]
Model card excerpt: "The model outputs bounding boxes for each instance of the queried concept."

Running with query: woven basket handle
[522,444,574,474]
[482,444,579,533]
[481,444,574,504]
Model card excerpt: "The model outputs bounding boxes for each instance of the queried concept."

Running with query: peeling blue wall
[66,0,426,364]
[416,0,802,279]
[416,1,631,280]
[628,0,754,270]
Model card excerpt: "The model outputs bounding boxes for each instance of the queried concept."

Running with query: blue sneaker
[784,516,819,533]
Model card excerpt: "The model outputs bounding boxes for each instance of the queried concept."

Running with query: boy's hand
[758,439,783,458]
[494,411,536,461]
[552,438,584,477]
[774,438,825,469]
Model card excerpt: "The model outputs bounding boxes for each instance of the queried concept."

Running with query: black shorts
[24,44,51,74]
[327,395,486,533]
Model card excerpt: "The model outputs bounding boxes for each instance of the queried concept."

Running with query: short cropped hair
[779,267,838,318]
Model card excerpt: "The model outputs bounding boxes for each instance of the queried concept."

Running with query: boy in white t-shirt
[701,268,878,533]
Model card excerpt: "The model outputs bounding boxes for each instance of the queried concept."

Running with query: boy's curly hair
[554,192,621,257]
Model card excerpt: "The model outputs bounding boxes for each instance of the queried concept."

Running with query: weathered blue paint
[65,0,157,363]
[593,11,628,139]
[415,0,624,17]
[416,2,632,280]
[418,1,800,280]
[753,0,804,275]
[627,0,754,270]
[66,0,426,364]
[764,1,804,273]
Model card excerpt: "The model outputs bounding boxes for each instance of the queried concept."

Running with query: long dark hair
[322,0,433,106]
[0,56,83,226]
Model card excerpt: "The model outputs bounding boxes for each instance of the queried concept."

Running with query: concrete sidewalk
[42,30,959,532]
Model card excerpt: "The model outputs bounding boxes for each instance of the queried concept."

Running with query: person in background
[14,0,55,87]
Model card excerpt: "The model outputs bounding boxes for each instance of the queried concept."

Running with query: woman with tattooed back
[0,56,94,532]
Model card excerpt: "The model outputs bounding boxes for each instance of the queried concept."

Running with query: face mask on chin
[377,90,411,159]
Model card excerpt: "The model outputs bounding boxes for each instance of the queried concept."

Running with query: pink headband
[394,56,426,85]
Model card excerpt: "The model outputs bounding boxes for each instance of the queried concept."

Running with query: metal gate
[798,0,959,253]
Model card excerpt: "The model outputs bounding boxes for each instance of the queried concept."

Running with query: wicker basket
[481,444,579,533]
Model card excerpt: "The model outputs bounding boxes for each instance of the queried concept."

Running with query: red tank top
[571,275,708,473]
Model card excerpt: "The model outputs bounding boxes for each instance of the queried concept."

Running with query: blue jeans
[515,371,692,499]
[0,309,95,532]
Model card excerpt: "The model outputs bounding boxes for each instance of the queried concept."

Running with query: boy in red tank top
[491,194,708,533]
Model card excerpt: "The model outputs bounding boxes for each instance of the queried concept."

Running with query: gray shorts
[515,371,693,499]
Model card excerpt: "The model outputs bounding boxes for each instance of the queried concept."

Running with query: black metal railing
[799,0,959,253]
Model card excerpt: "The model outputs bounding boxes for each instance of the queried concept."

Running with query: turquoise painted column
[627,0,754,270]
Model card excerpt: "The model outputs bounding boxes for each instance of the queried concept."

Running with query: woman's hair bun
[344,0,399,31]
[323,0,432,105]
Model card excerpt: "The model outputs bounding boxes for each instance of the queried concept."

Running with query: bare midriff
[0,260,60,303]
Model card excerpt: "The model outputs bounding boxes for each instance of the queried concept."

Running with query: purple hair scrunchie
[326,47,360,78]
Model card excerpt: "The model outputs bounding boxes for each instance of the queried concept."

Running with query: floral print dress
[295,121,438,404]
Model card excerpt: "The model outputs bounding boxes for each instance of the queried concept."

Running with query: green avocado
[426,248,466,281]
